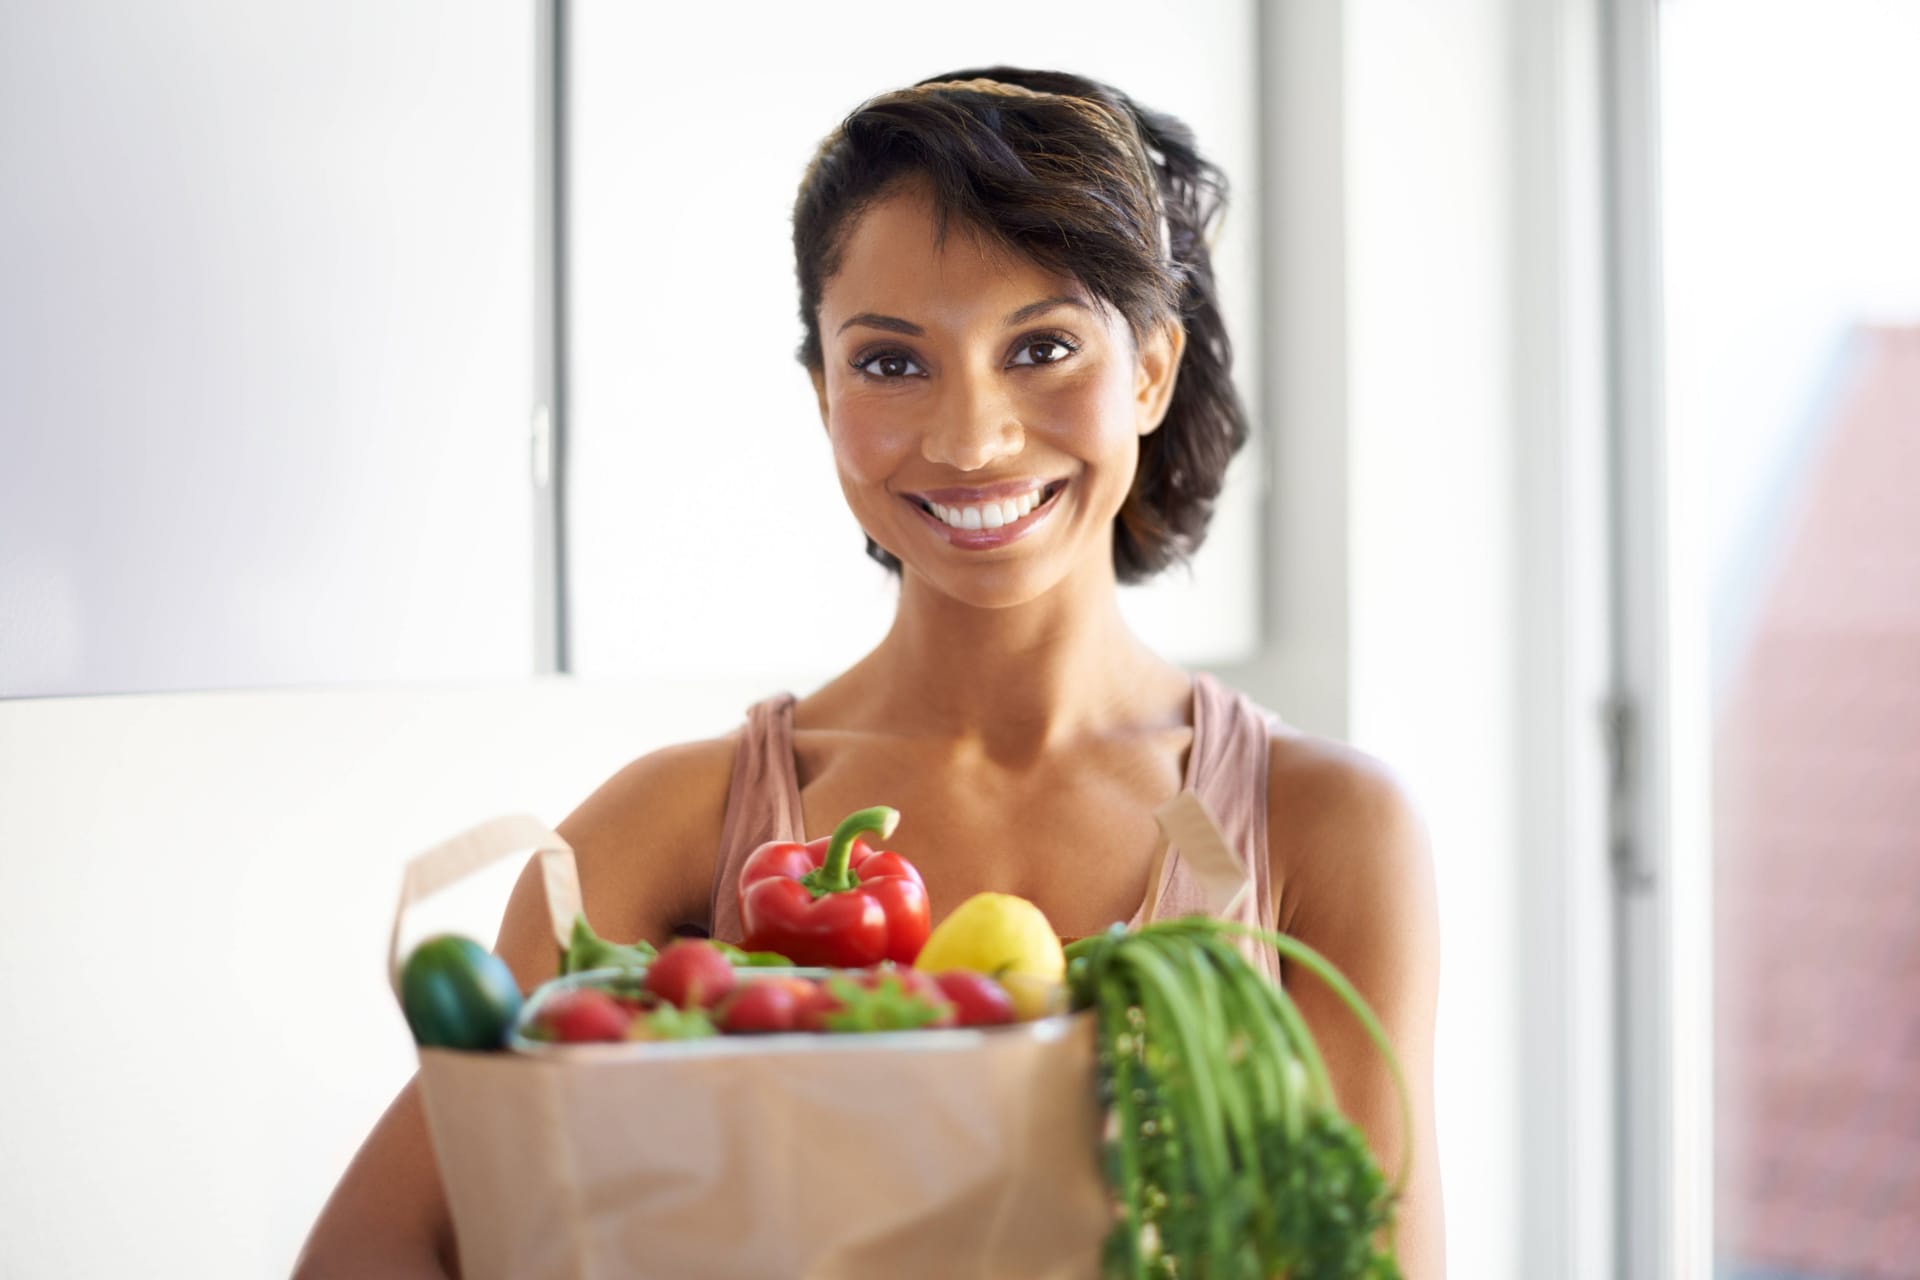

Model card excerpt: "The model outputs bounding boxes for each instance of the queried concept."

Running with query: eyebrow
[835,294,1091,337]
[837,312,924,337]
[1004,294,1091,326]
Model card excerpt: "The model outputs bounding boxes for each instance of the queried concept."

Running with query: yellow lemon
[995,971,1068,1022]
[915,892,1066,986]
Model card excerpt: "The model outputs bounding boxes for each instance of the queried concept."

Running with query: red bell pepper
[737,805,931,968]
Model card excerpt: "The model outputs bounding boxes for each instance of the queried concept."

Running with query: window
[1661,3,1920,1275]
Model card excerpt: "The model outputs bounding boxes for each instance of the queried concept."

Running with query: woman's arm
[292,736,738,1278]
[1267,735,1446,1279]
[292,1078,461,1279]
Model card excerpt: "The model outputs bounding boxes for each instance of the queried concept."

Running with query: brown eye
[1009,332,1081,367]
[851,349,924,379]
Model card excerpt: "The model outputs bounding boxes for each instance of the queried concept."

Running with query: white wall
[0,678,768,1277]
[1345,6,1521,1278]
[0,0,540,698]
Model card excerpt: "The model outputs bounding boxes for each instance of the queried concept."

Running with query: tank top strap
[1138,672,1287,985]
[708,692,806,944]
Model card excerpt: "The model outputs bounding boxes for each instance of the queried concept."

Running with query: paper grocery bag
[395,817,1111,1280]
[417,1018,1108,1279]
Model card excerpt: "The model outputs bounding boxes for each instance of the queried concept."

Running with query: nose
[920,367,1024,472]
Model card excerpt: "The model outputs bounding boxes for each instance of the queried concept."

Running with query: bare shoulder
[1264,732,1447,1273]
[491,733,741,989]
[557,735,741,870]
[1265,730,1435,937]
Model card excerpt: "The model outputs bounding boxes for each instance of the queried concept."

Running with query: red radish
[533,988,633,1043]
[643,939,737,1010]
[931,971,1017,1026]
[795,978,842,1032]
[717,978,812,1034]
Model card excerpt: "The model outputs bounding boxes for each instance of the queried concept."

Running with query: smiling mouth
[908,479,1067,532]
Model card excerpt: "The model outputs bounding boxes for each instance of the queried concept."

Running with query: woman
[298,66,1443,1277]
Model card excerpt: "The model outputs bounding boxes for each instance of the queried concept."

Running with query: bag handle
[386,814,580,997]
[1142,791,1253,921]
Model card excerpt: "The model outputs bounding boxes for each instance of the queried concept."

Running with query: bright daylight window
[1662,3,1920,1275]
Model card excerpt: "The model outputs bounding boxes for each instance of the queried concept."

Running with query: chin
[888,549,1079,612]
[931,573,1054,611]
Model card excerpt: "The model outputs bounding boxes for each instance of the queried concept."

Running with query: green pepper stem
[804,805,899,896]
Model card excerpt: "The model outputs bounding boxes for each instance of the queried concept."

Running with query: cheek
[824,390,916,486]
[1026,364,1141,457]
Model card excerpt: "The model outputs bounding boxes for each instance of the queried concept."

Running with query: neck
[860,559,1182,752]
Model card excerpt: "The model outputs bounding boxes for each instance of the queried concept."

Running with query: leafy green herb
[629,1004,717,1041]
[561,915,658,974]
[1065,918,1407,1279]
[817,972,949,1033]
[562,922,792,976]
[707,939,797,968]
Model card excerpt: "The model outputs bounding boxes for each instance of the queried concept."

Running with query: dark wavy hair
[792,66,1247,584]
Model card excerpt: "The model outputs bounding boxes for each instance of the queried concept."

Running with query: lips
[907,479,1067,527]
[909,477,1066,506]
[902,479,1068,550]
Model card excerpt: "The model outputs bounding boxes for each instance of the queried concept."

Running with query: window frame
[1600,0,1716,1276]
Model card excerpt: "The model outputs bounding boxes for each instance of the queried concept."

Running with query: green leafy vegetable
[1065,918,1407,1279]
[816,970,951,1033]
[707,939,797,968]
[629,1003,717,1041]
[561,915,658,974]
[561,920,792,976]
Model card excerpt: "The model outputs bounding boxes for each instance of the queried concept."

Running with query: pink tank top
[707,671,1286,985]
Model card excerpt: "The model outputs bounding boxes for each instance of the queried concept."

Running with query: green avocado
[401,935,523,1051]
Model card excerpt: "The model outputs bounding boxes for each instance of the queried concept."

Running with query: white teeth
[925,485,1047,530]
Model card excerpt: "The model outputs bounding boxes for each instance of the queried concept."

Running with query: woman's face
[809,181,1183,610]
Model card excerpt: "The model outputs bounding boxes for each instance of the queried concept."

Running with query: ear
[1133,319,1186,437]
[808,366,830,430]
